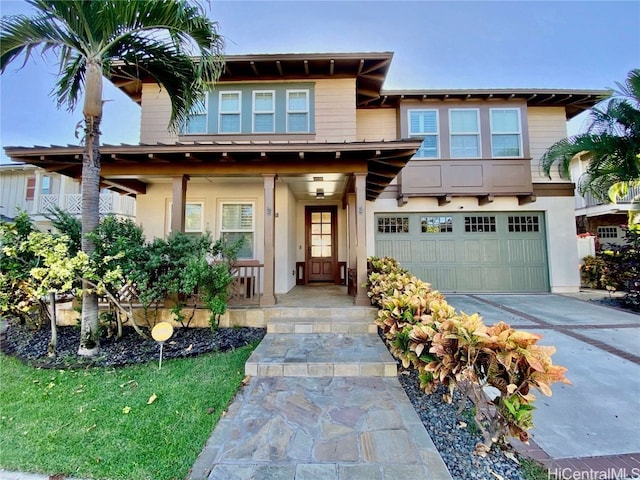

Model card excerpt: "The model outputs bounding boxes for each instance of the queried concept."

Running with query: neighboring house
[0,163,136,231]
[4,52,605,304]
[571,152,638,248]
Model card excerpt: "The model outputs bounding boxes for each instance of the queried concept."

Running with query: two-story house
[4,52,604,305]
[0,163,136,230]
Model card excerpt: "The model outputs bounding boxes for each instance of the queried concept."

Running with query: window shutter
[25,176,35,200]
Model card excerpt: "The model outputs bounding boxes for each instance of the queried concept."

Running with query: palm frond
[541,69,640,201]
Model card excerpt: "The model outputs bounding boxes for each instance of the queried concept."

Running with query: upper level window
[253,90,275,133]
[219,91,241,133]
[491,108,522,157]
[185,97,207,134]
[286,90,309,133]
[450,109,480,158]
[408,109,439,158]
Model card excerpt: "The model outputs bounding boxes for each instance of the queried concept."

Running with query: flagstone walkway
[188,307,453,480]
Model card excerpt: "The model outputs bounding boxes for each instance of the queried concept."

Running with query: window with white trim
[450,109,480,158]
[219,91,241,133]
[408,109,439,158]
[41,175,51,194]
[167,202,204,234]
[253,90,275,133]
[221,202,254,258]
[185,97,207,134]
[597,226,618,239]
[491,108,522,157]
[286,89,309,133]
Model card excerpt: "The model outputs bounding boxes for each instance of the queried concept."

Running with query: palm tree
[1,0,224,356]
[541,69,640,204]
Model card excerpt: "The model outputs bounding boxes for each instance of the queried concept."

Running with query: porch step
[267,317,377,334]
[264,306,378,322]
[245,332,397,378]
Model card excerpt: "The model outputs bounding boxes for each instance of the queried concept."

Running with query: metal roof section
[4,138,422,201]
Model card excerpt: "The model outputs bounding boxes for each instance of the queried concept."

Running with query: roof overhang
[110,52,394,108]
[369,88,610,119]
[4,139,421,201]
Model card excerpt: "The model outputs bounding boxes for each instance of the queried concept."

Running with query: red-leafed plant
[367,256,570,455]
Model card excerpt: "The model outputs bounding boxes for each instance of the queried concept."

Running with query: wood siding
[140,84,178,144]
[527,107,568,182]
[140,78,358,144]
[356,109,398,141]
[314,78,357,142]
[0,168,31,219]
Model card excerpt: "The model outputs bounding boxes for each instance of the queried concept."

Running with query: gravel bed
[398,368,526,480]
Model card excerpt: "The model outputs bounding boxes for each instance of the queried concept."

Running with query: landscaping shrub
[580,228,640,311]
[0,213,242,344]
[367,256,570,455]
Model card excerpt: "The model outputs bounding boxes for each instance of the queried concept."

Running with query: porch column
[170,175,189,234]
[347,193,357,268]
[354,173,369,306]
[261,174,276,306]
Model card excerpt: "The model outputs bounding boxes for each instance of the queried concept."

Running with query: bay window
[449,109,480,158]
[408,109,439,158]
[491,108,522,157]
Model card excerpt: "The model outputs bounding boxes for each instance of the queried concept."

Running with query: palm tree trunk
[78,60,103,357]
[77,114,101,357]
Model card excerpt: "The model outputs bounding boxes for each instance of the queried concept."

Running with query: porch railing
[228,260,263,306]
[36,193,136,218]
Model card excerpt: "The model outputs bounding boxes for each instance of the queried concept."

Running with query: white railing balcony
[36,193,136,218]
[575,185,640,209]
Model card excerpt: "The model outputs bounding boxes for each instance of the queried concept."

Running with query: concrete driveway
[446,293,640,472]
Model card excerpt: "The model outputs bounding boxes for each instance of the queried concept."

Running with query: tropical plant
[368,256,570,454]
[541,69,640,206]
[0,0,224,356]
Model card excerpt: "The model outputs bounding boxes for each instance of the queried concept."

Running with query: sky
[0,0,639,164]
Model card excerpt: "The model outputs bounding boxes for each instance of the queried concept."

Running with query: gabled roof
[111,52,394,108]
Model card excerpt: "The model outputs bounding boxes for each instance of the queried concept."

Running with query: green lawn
[0,345,255,480]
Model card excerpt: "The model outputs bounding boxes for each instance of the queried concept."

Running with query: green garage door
[374,212,549,292]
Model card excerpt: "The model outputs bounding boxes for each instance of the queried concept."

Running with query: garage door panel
[418,239,456,263]
[463,240,482,263]
[376,239,412,263]
[374,212,549,293]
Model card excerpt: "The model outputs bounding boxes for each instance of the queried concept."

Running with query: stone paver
[189,376,452,479]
